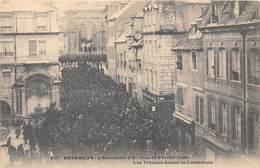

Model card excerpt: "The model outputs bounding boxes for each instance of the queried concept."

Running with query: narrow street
[0,0,260,167]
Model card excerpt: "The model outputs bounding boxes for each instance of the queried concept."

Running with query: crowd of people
[1,63,178,164]
[1,121,40,166]
[39,63,177,156]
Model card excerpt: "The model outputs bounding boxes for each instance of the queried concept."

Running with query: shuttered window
[36,12,48,31]
[176,87,184,106]
[0,13,13,32]
[200,97,204,124]
[176,51,183,70]
[248,49,260,84]
[195,95,204,124]
[218,49,227,79]
[207,49,215,77]
[208,98,216,129]
[231,106,239,140]
[219,102,228,134]
[195,96,200,122]
[231,49,240,81]
[192,51,197,70]
[29,40,37,56]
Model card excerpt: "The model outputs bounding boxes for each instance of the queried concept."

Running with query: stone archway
[0,100,11,122]
[25,75,52,115]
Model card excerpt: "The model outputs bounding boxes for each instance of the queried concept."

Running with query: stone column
[21,87,26,117]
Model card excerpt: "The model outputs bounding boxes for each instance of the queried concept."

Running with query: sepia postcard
[0,0,260,168]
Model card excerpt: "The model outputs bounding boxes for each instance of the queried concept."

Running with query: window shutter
[180,87,183,105]
[231,106,237,140]
[29,40,37,56]
[176,87,183,105]
[208,99,212,127]
[195,96,199,122]
[219,103,223,133]
[200,97,204,124]
[216,48,220,77]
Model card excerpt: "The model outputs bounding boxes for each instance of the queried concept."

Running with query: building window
[38,40,46,55]
[3,69,11,87]
[195,95,204,124]
[208,98,216,129]
[219,102,228,134]
[248,49,260,85]
[146,69,149,87]
[200,7,205,14]
[150,70,154,89]
[176,87,184,106]
[29,40,37,57]
[119,53,122,68]
[231,106,240,140]
[207,49,215,77]
[218,48,227,79]
[230,49,240,81]
[0,41,14,56]
[176,51,182,70]
[123,52,126,69]
[154,71,157,90]
[192,51,197,70]
[35,12,48,31]
[248,112,258,151]
[138,59,142,70]
[0,14,13,33]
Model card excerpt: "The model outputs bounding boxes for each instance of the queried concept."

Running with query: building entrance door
[25,76,51,115]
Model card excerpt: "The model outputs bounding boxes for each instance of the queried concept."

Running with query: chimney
[234,0,240,18]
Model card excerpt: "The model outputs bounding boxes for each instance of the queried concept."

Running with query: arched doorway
[0,101,11,122]
[25,75,51,115]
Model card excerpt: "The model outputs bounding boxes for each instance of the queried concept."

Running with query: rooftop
[0,1,55,12]
[198,1,260,28]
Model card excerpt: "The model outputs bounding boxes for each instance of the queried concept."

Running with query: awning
[173,111,193,125]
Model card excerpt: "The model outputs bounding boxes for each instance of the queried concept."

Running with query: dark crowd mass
[1,64,179,165]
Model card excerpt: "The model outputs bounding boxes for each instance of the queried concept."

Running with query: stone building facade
[106,1,146,80]
[172,23,205,153]
[194,0,260,161]
[141,1,207,120]
[114,10,144,100]
[110,0,260,161]
[0,2,62,122]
